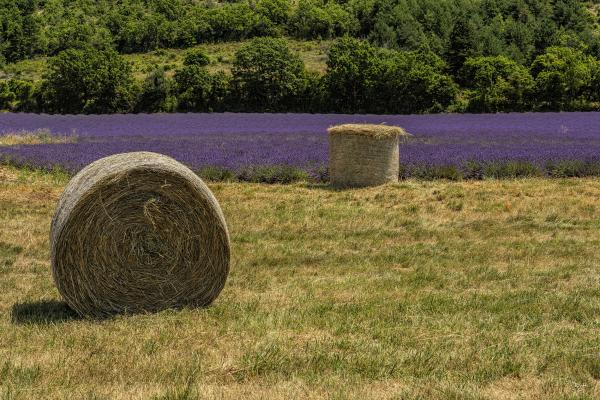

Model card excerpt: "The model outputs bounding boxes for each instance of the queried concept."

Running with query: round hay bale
[328,124,408,188]
[50,152,230,318]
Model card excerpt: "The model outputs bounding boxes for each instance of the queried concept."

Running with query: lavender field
[1,112,600,181]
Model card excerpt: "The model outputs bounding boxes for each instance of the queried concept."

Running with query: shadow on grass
[11,300,81,325]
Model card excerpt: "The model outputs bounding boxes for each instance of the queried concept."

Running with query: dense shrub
[183,49,210,67]
[545,160,600,178]
[237,165,310,184]
[197,165,310,184]
[483,161,541,179]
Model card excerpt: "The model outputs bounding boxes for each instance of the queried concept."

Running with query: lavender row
[1,112,600,139]
[1,112,600,181]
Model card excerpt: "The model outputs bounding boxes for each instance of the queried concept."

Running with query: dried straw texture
[50,152,230,318]
[329,126,400,188]
[328,124,407,139]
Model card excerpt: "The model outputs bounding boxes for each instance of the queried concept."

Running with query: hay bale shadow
[11,300,81,325]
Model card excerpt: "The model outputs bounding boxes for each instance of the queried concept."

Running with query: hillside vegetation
[1,0,600,114]
[1,39,332,81]
[2,0,598,64]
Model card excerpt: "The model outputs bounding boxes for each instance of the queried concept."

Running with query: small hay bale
[50,152,230,318]
[328,124,408,188]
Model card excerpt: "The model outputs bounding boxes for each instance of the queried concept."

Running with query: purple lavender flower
[1,112,599,180]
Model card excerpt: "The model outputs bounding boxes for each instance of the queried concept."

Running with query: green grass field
[1,166,600,399]
[0,39,331,82]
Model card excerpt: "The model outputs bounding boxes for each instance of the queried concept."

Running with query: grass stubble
[0,165,599,399]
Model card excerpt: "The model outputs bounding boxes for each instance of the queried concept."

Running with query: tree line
[2,37,600,114]
[1,0,598,68]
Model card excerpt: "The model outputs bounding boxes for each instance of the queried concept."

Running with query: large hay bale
[50,152,230,318]
[328,124,407,188]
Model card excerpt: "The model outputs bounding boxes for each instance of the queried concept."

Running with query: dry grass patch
[0,129,77,146]
[1,166,600,399]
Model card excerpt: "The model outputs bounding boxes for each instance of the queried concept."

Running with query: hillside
[1,0,600,115]
[0,39,331,82]
[1,0,598,67]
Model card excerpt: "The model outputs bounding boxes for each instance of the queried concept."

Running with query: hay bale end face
[328,124,407,188]
[50,152,230,318]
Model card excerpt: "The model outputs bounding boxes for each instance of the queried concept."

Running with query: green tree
[530,46,593,110]
[447,11,482,73]
[209,71,231,112]
[369,2,428,51]
[203,3,267,42]
[461,55,534,112]
[0,79,36,111]
[374,49,458,113]
[138,67,176,112]
[291,0,358,39]
[231,37,307,111]
[326,39,457,114]
[40,47,136,113]
[8,79,36,111]
[0,0,40,62]
[324,37,382,112]
[589,59,600,105]
[256,0,291,26]
[0,80,16,110]
[256,0,291,35]
[174,61,229,112]
[174,64,214,111]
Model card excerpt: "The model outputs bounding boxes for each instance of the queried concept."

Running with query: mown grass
[1,165,600,399]
[0,39,331,82]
